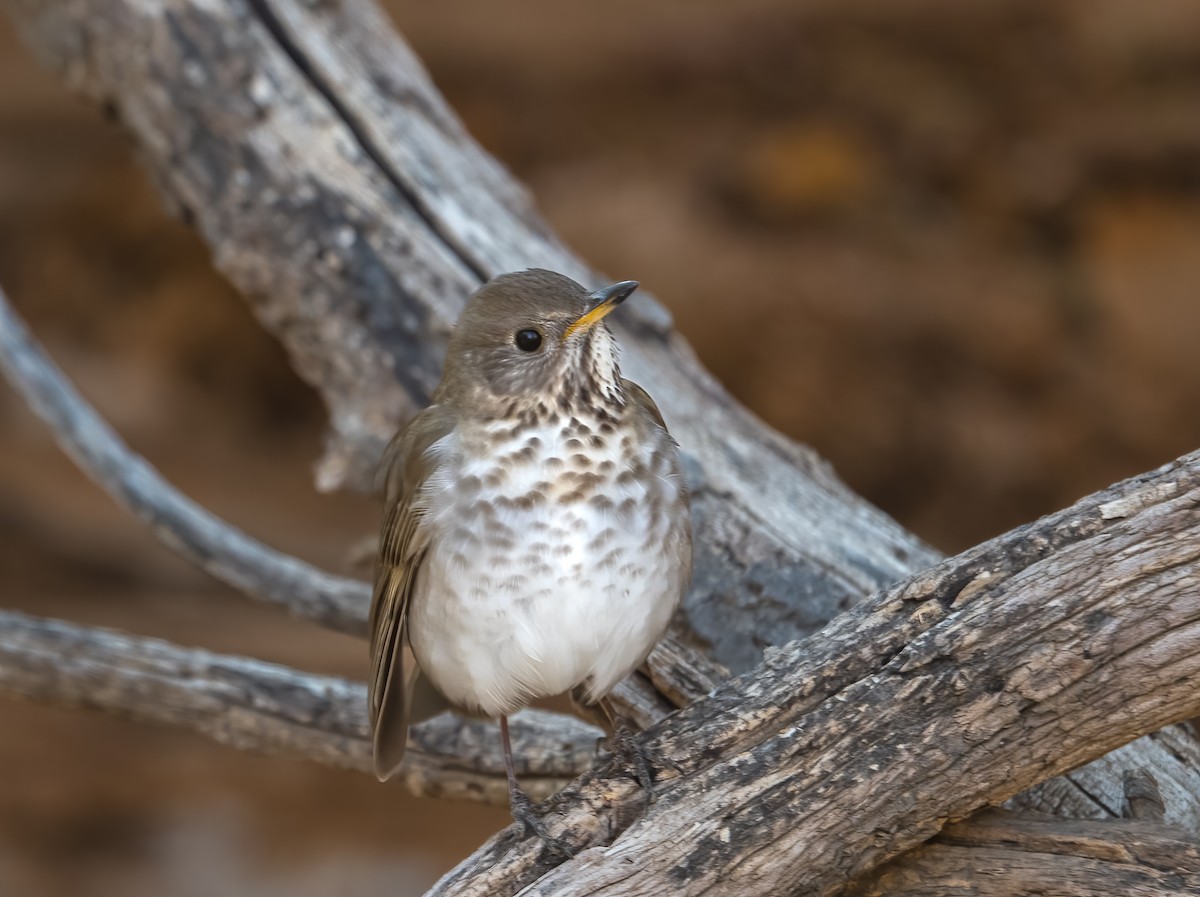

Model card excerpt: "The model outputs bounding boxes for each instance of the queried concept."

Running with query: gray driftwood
[2,0,1200,894]
[425,453,1200,896]
[847,809,1200,897]
[0,609,596,802]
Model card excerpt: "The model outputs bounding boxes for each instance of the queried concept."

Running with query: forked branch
[0,283,369,636]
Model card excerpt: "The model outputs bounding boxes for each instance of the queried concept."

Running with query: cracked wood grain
[847,809,1200,897]
[1011,721,1200,831]
[1123,768,1167,822]
[427,452,1200,896]
[0,609,600,803]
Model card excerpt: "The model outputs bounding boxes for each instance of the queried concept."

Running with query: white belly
[407,421,688,718]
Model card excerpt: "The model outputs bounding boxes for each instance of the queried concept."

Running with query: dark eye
[514,329,542,352]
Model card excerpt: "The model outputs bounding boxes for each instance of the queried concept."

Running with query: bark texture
[848,810,1200,897]
[0,609,600,802]
[426,452,1200,897]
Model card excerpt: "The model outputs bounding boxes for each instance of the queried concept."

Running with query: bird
[367,268,692,838]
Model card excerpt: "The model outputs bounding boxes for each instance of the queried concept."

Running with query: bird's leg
[499,713,524,807]
[499,714,571,861]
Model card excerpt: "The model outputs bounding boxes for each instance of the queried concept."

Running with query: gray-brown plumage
[368,269,692,828]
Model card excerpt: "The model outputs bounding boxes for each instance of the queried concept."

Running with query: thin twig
[0,608,599,803]
[0,284,371,635]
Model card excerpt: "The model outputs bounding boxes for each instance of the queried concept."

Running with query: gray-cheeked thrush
[368,268,693,836]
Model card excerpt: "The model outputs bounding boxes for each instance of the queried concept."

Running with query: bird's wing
[623,375,694,584]
[621,378,670,434]
[368,403,458,781]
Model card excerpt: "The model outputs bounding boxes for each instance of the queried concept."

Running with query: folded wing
[368,404,457,781]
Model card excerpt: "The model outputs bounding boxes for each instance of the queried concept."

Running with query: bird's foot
[509,788,572,863]
[600,725,656,803]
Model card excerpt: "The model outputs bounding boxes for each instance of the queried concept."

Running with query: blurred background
[2,0,1200,893]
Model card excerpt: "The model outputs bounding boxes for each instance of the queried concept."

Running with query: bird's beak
[563,280,639,340]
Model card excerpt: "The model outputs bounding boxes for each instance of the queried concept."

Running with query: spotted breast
[407,401,691,719]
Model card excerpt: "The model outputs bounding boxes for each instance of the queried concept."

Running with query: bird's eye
[514,329,542,352]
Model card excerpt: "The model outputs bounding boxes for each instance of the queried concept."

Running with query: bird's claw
[509,789,573,862]
[600,725,656,803]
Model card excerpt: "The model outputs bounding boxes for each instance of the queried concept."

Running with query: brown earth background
[2,1,1200,894]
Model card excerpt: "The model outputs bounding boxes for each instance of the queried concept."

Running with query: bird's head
[439,269,637,417]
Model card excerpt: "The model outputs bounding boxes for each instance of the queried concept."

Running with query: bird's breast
[409,415,689,716]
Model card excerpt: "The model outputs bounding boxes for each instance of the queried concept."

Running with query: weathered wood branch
[0,608,600,802]
[1011,719,1200,831]
[0,282,369,637]
[427,453,1200,896]
[1123,768,1168,822]
[847,809,1200,897]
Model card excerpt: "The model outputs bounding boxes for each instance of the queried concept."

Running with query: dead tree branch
[1123,769,1168,823]
[847,809,1200,897]
[424,452,1200,895]
[0,283,369,636]
[1010,719,1200,830]
[0,608,599,802]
